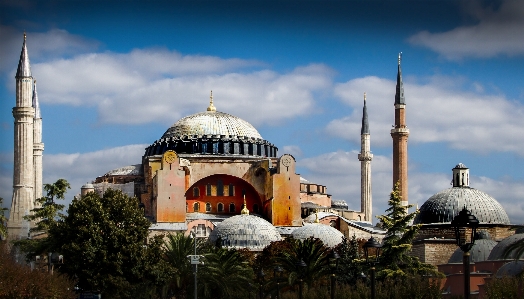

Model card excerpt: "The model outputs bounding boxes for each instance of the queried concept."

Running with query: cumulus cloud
[32,51,332,126]
[0,26,99,75]
[328,75,524,155]
[408,1,524,59]
[298,150,524,224]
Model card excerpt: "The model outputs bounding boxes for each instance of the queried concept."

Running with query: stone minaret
[390,53,409,207]
[358,93,372,222]
[33,80,44,201]
[8,33,35,239]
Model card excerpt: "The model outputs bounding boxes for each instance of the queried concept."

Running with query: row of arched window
[187,202,259,213]
[193,181,237,197]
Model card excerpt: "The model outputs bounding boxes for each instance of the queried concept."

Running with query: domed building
[88,93,351,243]
[291,214,345,248]
[411,163,514,267]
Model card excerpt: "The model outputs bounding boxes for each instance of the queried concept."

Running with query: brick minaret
[8,33,35,239]
[33,80,44,201]
[390,53,409,207]
[358,93,373,222]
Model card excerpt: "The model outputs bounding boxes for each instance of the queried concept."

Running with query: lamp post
[451,207,479,299]
[295,259,307,299]
[188,231,204,299]
[273,265,283,299]
[257,269,265,299]
[363,236,382,299]
[328,250,340,299]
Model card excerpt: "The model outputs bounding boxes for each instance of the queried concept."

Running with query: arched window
[253,204,259,213]
[229,184,234,196]
[206,184,212,196]
[229,203,235,213]
[193,187,200,197]
[193,202,200,212]
[206,202,211,212]
[330,220,336,227]
[217,203,224,212]
[217,180,224,196]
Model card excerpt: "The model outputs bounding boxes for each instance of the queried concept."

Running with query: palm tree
[163,233,205,298]
[198,246,254,299]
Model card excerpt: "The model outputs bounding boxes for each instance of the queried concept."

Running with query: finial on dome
[314,209,320,223]
[241,195,249,215]
[207,90,216,112]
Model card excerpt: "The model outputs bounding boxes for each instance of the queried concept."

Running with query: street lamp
[257,269,265,299]
[363,236,382,299]
[451,207,479,299]
[188,231,204,299]
[273,265,283,299]
[295,259,307,299]
[328,250,340,299]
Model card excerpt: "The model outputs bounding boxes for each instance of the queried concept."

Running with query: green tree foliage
[198,246,254,299]
[25,178,70,233]
[376,182,441,278]
[50,189,168,299]
[0,242,76,299]
[163,233,205,298]
[274,237,330,288]
[485,275,524,299]
[0,197,8,239]
[335,235,365,285]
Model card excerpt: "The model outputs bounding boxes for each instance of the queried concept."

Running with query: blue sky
[1,0,524,224]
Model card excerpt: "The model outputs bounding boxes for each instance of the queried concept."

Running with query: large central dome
[162,111,263,140]
[144,94,277,158]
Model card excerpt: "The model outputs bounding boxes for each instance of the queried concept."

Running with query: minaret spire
[207,90,216,112]
[358,92,373,222]
[391,52,409,208]
[9,33,35,239]
[33,80,44,201]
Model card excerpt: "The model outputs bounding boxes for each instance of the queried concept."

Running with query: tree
[24,178,70,233]
[162,233,205,298]
[50,188,168,298]
[335,235,365,285]
[198,245,254,299]
[0,197,8,239]
[376,182,440,278]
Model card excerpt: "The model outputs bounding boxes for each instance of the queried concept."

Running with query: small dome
[162,111,262,140]
[102,164,143,176]
[81,183,94,189]
[413,187,510,225]
[448,231,497,263]
[291,223,344,248]
[208,214,281,251]
[495,261,524,278]
[488,233,524,260]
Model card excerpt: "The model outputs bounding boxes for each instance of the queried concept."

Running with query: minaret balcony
[390,127,410,135]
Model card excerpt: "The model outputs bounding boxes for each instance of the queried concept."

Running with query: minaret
[390,53,409,207]
[8,33,35,239]
[33,80,44,201]
[358,93,373,222]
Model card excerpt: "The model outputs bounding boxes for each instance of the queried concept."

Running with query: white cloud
[33,50,333,126]
[408,1,524,59]
[298,150,524,224]
[329,75,524,155]
[281,145,303,158]
[0,26,99,75]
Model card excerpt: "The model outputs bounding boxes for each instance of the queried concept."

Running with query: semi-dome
[414,164,510,225]
[144,95,278,158]
[488,233,524,261]
[208,214,282,251]
[448,231,497,263]
[291,223,344,248]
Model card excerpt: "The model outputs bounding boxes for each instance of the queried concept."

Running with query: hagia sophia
[8,34,524,298]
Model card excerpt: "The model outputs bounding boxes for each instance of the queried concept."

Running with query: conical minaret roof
[16,33,32,78]
[394,52,404,105]
[361,93,369,134]
[32,80,41,118]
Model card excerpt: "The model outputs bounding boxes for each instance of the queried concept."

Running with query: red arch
[185,174,262,215]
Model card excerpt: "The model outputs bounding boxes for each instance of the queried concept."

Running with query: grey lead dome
[413,187,510,225]
[162,111,263,140]
[291,223,344,248]
[208,214,282,251]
